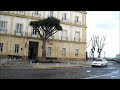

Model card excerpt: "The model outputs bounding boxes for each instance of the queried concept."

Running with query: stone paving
[0,58,92,69]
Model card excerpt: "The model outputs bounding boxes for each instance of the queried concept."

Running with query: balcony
[25,31,28,36]
[15,11,26,15]
[0,11,9,13]
[14,30,22,36]
[47,15,53,17]
[0,28,7,34]
[32,13,41,18]
[74,20,82,26]
[74,38,81,42]
[61,36,68,41]
[61,18,69,23]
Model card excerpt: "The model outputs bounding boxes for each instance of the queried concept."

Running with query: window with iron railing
[48,11,53,17]
[0,21,7,33]
[61,30,67,40]
[74,32,80,42]
[34,11,38,15]
[74,38,80,42]
[31,28,38,37]
[74,16,81,25]
[47,47,51,56]
[16,11,25,15]
[61,13,69,22]
[15,44,19,53]
[62,48,66,57]
[75,49,79,56]
[14,23,23,35]
[0,43,3,52]
[32,28,37,35]
[32,11,41,17]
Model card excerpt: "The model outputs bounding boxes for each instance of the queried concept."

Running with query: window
[15,44,19,53]
[18,11,24,12]
[32,28,37,35]
[62,48,66,56]
[16,11,24,14]
[63,13,67,20]
[0,21,7,32]
[49,11,53,17]
[0,43,3,52]
[75,16,79,22]
[75,32,80,42]
[47,47,51,56]
[34,11,38,15]
[61,30,67,40]
[15,23,22,33]
[75,49,79,56]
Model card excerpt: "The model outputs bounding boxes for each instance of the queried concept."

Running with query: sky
[86,11,120,58]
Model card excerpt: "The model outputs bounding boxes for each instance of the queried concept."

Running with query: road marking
[107,67,116,69]
[86,70,91,72]
[83,71,119,79]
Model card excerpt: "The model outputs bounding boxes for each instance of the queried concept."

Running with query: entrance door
[28,41,38,59]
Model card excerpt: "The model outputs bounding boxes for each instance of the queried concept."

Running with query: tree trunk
[92,52,95,60]
[42,39,46,61]
[98,51,101,58]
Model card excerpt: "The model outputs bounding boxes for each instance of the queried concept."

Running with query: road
[0,60,120,79]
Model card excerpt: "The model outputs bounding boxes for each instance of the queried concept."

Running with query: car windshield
[95,59,102,61]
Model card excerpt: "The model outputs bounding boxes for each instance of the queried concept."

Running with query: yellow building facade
[0,11,87,61]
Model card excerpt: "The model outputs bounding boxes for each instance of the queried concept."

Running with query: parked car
[91,58,108,67]
[116,59,120,63]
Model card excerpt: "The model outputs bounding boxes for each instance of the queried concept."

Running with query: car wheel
[92,65,94,67]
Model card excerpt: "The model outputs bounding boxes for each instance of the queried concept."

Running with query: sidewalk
[0,59,92,69]
[32,63,82,69]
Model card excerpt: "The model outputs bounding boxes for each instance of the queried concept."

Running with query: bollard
[77,62,79,64]
[36,63,39,65]
[68,62,70,65]
[30,61,32,64]
[56,63,59,66]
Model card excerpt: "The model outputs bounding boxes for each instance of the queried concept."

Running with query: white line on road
[83,71,119,79]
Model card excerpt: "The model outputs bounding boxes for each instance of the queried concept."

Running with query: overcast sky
[86,11,120,58]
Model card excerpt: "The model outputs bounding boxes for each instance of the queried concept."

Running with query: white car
[91,58,108,67]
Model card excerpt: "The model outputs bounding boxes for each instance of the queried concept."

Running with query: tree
[30,17,63,61]
[87,35,106,59]
[87,36,97,60]
[96,36,106,58]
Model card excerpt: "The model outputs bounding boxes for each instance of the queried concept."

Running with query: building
[0,11,87,61]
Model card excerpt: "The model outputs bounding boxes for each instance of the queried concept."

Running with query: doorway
[28,41,39,59]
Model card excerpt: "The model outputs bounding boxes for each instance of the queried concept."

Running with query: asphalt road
[0,61,120,79]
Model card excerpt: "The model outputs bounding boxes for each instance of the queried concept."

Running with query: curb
[32,65,83,69]
[0,64,5,69]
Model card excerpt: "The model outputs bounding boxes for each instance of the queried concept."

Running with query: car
[91,58,108,67]
[116,59,120,63]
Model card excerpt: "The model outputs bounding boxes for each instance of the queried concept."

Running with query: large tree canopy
[30,17,62,40]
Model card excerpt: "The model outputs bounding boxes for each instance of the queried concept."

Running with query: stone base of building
[0,54,86,61]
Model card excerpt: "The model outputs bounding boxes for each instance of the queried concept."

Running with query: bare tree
[96,36,106,58]
[87,36,97,60]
